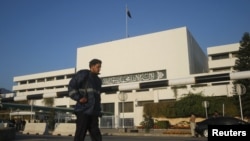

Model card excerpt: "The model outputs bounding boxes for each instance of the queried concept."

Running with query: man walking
[68,58,103,141]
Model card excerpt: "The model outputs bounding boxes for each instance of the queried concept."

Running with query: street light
[30,100,34,120]
[118,92,128,129]
[202,101,209,118]
[235,84,246,120]
[16,108,20,118]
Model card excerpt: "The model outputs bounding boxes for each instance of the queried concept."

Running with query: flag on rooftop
[126,7,132,18]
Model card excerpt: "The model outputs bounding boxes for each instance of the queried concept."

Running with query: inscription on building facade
[101,70,166,85]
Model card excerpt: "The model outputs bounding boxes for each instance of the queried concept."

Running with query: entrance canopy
[9,111,35,116]
[1,103,113,115]
[1,103,74,112]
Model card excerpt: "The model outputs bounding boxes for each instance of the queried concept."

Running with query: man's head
[89,59,102,75]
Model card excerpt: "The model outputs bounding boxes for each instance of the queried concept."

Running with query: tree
[233,32,250,118]
[140,114,154,133]
[174,93,205,117]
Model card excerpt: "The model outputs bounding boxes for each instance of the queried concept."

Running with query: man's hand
[79,97,88,104]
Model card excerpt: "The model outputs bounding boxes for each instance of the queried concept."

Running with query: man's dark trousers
[74,112,102,141]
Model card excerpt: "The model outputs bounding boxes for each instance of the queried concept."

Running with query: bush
[171,121,190,129]
[140,115,154,132]
[154,120,171,129]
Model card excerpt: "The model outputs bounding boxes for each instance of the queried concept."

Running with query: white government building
[6,26,241,128]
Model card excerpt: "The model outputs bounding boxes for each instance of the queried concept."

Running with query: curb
[109,133,190,136]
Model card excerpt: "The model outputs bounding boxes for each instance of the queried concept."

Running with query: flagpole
[126,4,128,38]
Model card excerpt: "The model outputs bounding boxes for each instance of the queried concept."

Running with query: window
[20,81,27,85]
[56,86,64,89]
[191,84,207,88]
[119,118,134,127]
[37,78,45,82]
[27,89,35,91]
[28,79,35,84]
[67,74,74,79]
[102,103,114,114]
[138,100,154,107]
[37,88,44,91]
[211,53,229,60]
[211,82,230,86]
[232,52,238,58]
[45,87,54,90]
[119,102,133,113]
[136,88,149,92]
[56,75,64,80]
[171,86,187,89]
[46,77,54,81]
[212,67,231,72]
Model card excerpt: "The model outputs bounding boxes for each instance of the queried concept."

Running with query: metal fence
[100,116,134,128]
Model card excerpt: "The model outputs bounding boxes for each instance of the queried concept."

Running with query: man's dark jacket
[68,69,102,116]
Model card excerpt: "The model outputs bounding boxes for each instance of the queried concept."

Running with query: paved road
[14,133,207,141]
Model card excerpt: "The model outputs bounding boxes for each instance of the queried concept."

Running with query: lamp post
[118,92,128,129]
[16,108,20,131]
[30,100,33,120]
[16,108,20,119]
[235,84,246,120]
[202,101,209,118]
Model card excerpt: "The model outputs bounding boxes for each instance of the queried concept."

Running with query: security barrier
[0,123,8,128]
[52,123,76,136]
[22,123,48,135]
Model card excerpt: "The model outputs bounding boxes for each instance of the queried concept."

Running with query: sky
[0,0,250,91]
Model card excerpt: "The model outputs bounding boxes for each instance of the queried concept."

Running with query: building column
[114,99,120,128]
[152,88,159,103]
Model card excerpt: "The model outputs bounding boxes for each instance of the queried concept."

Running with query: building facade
[8,27,240,127]
[207,43,239,73]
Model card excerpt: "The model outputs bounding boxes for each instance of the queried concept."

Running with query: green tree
[143,93,239,119]
[174,93,204,117]
[140,114,154,133]
[233,32,250,118]
[206,96,238,117]
[143,101,176,117]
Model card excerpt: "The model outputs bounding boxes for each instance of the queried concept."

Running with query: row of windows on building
[210,52,238,60]
[67,101,156,114]
[16,81,230,93]
[17,52,236,86]
[17,52,236,85]
[18,85,67,93]
[18,74,74,85]
[209,52,238,73]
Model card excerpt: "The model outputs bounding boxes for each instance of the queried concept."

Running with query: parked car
[195,116,249,137]
[0,119,15,128]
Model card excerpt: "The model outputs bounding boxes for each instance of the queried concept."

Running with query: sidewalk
[100,128,191,137]
[19,128,192,137]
